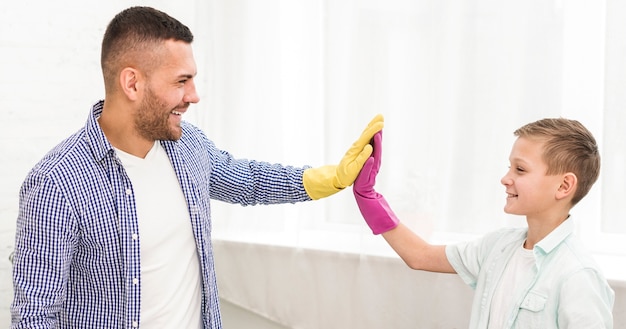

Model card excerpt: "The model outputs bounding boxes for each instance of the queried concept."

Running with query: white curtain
[195,0,625,255]
[602,0,626,236]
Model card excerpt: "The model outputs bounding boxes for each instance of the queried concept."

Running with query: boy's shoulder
[549,234,605,275]
[447,226,528,261]
[481,226,528,246]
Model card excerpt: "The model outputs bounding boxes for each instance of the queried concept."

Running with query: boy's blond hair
[514,118,600,206]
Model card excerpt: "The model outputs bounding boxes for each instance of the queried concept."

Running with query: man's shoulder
[180,121,203,134]
[176,121,213,150]
[29,128,93,178]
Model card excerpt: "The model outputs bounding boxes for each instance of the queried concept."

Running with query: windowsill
[213,229,626,289]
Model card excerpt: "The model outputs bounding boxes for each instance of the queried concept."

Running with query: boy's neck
[524,213,570,249]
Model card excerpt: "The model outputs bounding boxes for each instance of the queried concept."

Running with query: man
[11,6,383,329]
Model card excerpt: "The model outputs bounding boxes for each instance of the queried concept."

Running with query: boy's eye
[516,167,525,173]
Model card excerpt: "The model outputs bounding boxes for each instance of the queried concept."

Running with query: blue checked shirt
[11,100,312,329]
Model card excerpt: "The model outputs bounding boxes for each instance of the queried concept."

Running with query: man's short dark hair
[101,6,194,89]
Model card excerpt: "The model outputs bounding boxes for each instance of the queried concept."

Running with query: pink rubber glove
[353,130,399,234]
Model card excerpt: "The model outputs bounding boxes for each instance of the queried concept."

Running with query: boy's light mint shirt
[446,218,615,329]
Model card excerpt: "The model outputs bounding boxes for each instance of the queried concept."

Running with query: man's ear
[119,67,141,101]
[556,172,577,201]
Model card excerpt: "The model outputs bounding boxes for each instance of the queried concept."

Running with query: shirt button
[132,278,139,285]
[132,321,138,327]
[125,188,132,195]
[132,233,139,240]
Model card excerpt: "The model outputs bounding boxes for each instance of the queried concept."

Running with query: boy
[353,119,615,328]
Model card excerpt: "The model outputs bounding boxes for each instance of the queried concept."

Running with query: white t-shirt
[488,243,536,329]
[116,142,202,329]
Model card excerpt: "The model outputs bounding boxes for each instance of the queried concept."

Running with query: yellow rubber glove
[302,114,384,200]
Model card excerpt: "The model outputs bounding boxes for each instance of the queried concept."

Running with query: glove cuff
[354,192,399,234]
[303,166,342,200]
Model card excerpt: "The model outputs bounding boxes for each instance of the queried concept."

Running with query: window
[198,1,626,262]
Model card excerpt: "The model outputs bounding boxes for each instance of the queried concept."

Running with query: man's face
[134,40,199,141]
[500,137,564,219]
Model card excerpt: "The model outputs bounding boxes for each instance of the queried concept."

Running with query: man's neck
[98,103,155,158]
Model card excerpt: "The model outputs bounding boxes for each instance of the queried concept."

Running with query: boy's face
[501,137,565,218]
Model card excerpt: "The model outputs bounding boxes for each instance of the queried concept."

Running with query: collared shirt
[11,100,311,329]
[446,218,615,329]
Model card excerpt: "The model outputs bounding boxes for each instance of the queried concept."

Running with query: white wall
[221,299,289,329]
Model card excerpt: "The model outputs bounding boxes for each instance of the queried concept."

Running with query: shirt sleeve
[11,171,76,329]
[557,268,615,329]
[445,228,513,289]
[204,136,311,205]
[446,239,483,289]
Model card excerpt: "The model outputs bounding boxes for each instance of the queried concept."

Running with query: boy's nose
[500,173,512,186]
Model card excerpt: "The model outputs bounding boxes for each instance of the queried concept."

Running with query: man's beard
[135,87,183,141]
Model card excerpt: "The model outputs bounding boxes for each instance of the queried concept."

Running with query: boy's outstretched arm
[353,130,455,273]
[381,223,454,273]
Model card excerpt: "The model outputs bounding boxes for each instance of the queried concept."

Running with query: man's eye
[516,167,525,172]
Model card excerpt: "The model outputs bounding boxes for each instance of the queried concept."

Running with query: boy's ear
[556,172,577,200]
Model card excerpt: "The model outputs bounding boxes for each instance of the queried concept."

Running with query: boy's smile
[501,136,563,219]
